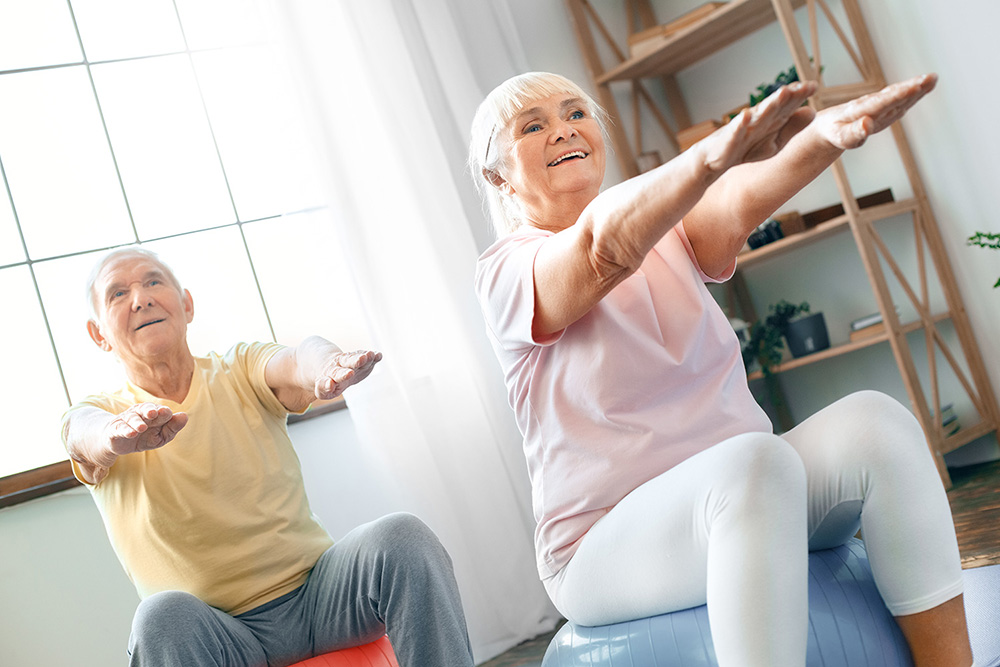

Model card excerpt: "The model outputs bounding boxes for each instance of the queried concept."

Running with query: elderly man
[62,247,474,667]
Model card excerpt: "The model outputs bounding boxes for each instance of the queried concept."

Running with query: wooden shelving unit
[566,0,1000,486]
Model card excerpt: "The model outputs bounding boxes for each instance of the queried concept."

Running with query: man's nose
[131,287,153,310]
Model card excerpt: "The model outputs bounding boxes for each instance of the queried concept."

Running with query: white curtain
[271,0,559,661]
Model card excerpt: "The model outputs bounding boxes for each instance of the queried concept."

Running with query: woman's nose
[550,119,577,142]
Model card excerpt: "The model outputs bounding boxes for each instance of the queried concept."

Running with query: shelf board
[737,197,918,268]
[943,421,998,455]
[814,81,883,106]
[598,0,807,83]
[746,311,952,381]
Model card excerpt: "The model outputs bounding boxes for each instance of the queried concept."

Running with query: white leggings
[543,391,964,667]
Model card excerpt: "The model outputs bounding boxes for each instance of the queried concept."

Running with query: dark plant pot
[785,312,830,358]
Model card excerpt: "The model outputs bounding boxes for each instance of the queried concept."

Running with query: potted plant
[741,300,811,432]
[784,310,831,358]
[742,300,812,375]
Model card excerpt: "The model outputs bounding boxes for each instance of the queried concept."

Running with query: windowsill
[287,396,348,424]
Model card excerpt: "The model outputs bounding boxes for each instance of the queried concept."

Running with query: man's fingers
[161,413,189,441]
[339,350,381,369]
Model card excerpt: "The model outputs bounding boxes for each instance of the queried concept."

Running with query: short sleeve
[226,342,288,418]
[475,229,564,352]
[675,219,737,283]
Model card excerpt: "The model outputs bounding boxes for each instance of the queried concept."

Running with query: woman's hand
[811,74,938,150]
[697,80,818,174]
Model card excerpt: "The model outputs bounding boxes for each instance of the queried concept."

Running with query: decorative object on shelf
[967,231,1000,288]
[627,2,728,59]
[785,311,831,358]
[747,218,784,249]
[801,188,894,229]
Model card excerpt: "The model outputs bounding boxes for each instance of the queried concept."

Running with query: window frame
[0,1,351,509]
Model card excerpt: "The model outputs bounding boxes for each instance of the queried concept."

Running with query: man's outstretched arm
[63,403,188,484]
[265,336,382,413]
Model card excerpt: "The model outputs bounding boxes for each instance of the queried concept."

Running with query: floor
[479,458,1000,667]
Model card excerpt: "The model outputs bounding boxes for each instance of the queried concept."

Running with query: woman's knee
[714,434,807,510]
[825,391,928,466]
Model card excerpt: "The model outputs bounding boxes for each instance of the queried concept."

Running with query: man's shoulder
[213,341,283,370]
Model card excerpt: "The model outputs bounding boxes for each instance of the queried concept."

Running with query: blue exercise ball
[542,538,912,666]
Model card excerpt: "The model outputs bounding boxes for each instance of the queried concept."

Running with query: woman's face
[501,92,605,222]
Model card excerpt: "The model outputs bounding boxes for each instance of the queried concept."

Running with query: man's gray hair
[86,247,183,319]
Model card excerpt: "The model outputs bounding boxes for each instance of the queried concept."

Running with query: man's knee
[130,591,209,653]
[362,513,457,592]
[371,513,450,561]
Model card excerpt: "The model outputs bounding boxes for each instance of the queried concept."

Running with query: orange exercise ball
[288,636,399,667]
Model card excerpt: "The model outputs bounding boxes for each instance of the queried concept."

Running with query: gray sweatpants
[127,513,474,667]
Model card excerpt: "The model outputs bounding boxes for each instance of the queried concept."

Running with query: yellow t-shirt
[64,342,334,615]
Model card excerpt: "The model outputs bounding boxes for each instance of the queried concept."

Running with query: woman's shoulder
[479,225,553,259]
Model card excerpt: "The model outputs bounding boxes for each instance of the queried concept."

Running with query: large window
[0,0,357,505]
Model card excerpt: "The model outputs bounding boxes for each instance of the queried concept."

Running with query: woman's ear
[482,167,512,193]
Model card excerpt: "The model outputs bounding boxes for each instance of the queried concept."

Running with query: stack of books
[934,403,961,437]
[849,312,885,342]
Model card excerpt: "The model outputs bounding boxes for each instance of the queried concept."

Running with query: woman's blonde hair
[468,72,609,239]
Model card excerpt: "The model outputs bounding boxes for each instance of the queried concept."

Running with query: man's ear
[482,167,512,194]
[183,288,194,324]
[87,319,111,351]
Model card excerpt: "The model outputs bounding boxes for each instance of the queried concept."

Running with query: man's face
[87,253,193,366]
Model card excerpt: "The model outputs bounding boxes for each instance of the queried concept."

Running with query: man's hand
[104,403,188,460]
[812,73,938,150]
[314,350,382,400]
[697,79,818,174]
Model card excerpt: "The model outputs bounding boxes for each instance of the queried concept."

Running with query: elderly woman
[471,72,973,666]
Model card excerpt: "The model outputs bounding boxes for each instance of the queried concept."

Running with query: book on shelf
[850,312,883,331]
[849,321,886,342]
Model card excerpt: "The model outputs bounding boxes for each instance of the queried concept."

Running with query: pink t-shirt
[475,222,772,579]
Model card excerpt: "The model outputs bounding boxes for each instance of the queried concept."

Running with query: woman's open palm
[812,73,938,150]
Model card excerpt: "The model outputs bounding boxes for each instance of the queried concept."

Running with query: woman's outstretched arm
[682,74,938,277]
[531,81,816,338]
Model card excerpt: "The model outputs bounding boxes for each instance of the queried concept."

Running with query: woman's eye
[112,291,125,299]
[570,110,585,120]
[525,123,542,133]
